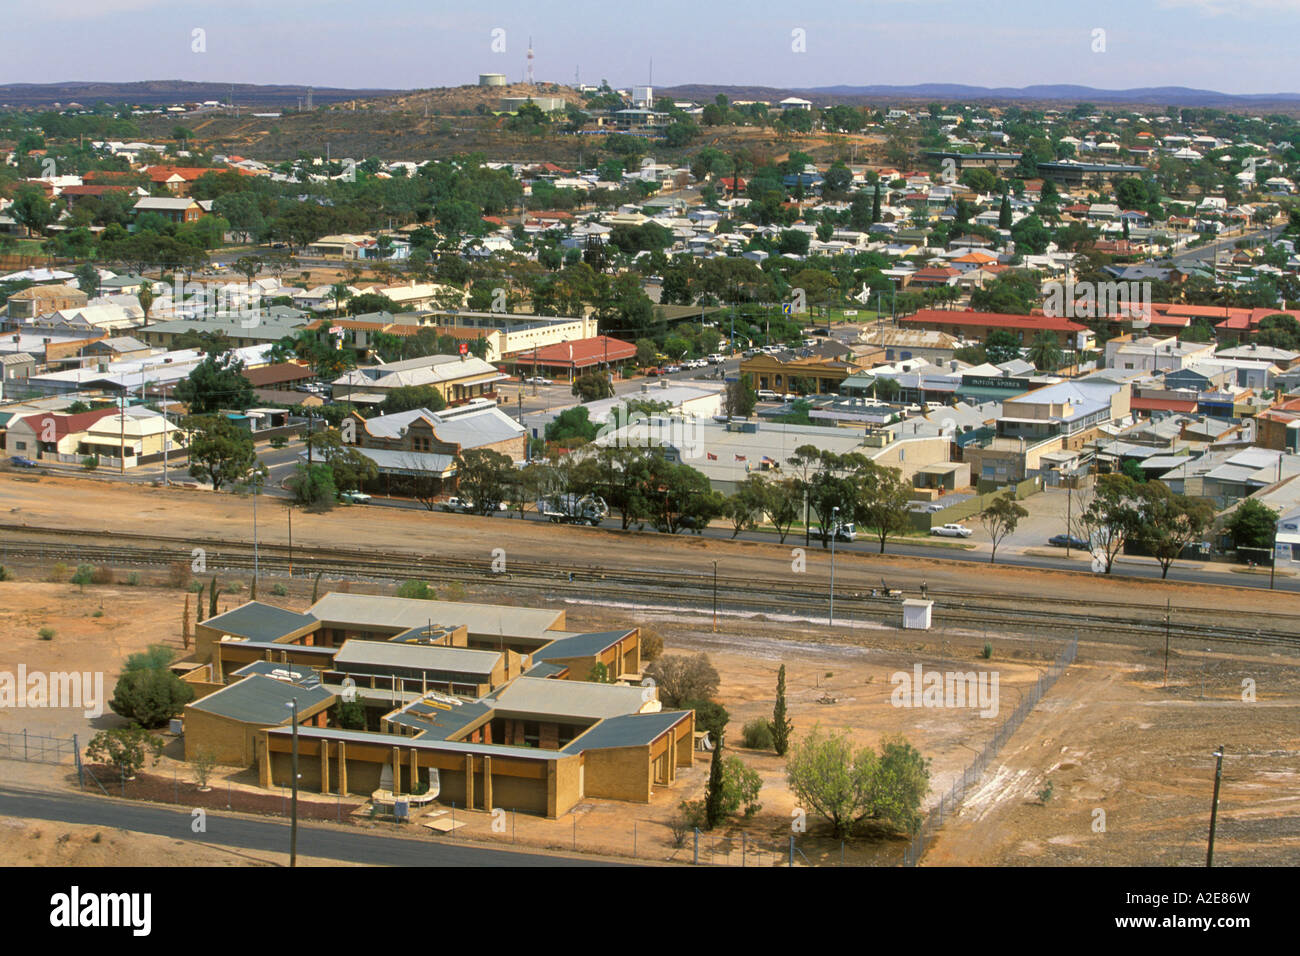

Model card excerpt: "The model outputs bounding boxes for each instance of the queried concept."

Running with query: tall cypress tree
[208,574,219,619]
[704,736,726,829]
[196,584,205,623]
[770,664,794,756]
[871,181,882,224]
[998,192,1011,230]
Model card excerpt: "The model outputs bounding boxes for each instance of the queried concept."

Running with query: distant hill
[662,82,1300,110]
[0,80,400,109]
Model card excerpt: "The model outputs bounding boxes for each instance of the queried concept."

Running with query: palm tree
[329,281,353,317]
[1026,331,1064,372]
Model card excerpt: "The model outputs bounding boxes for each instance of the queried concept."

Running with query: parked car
[707,353,726,364]
[756,389,781,401]
[340,491,371,504]
[932,523,973,538]
[522,375,553,386]
[9,456,38,468]
[645,367,664,377]
[663,364,682,374]
[1049,533,1090,549]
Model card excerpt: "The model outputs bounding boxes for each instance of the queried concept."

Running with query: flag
[735,454,747,462]
[706,452,718,461]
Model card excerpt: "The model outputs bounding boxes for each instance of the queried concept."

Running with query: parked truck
[536,494,609,526]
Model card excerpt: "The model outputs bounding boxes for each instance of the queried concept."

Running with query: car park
[932,523,973,538]
[1049,533,1090,549]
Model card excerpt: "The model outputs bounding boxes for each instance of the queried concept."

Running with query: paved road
[1168,225,1280,267]
[0,785,615,867]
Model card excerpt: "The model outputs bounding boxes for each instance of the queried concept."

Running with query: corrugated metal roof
[532,630,634,662]
[562,711,689,753]
[189,675,332,724]
[486,676,650,719]
[201,602,317,641]
[333,640,501,675]
[308,593,563,641]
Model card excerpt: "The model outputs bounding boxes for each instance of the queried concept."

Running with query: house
[5,284,88,320]
[332,354,508,407]
[338,402,525,496]
[132,197,205,225]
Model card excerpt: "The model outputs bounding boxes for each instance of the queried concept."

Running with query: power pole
[1206,745,1225,867]
[1163,599,1171,687]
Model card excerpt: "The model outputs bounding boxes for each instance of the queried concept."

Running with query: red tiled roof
[1131,396,1198,413]
[19,407,118,440]
[903,309,1087,333]
[510,335,636,368]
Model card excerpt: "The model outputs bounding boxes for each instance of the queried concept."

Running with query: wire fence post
[694,828,700,865]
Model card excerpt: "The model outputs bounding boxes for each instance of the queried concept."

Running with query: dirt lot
[0,814,363,867]
[1,473,1297,865]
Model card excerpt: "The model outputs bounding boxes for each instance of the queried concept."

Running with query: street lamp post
[287,697,300,867]
[829,506,839,626]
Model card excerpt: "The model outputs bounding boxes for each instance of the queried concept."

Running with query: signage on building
[963,376,1030,391]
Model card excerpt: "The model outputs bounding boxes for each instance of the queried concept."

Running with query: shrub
[109,648,195,728]
[167,561,192,589]
[224,582,243,594]
[270,583,288,596]
[742,719,774,751]
[396,580,434,600]
[191,748,216,789]
[38,626,55,640]
[684,698,729,741]
[639,627,664,662]
[81,455,99,471]
[0,566,8,581]
[47,562,69,583]
[126,572,141,586]
[721,756,763,818]
[85,726,163,778]
[71,564,94,590]
[645,654,719,708]
[188,579,205,593]
[1038,779,1054,804]
[440,581,467,601]
[92,609,104,618]
[982,642,993,660]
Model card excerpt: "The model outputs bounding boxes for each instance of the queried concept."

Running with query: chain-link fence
[0,729,78,764]
[902,635,1079,867]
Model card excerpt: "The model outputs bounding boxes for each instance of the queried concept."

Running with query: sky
[7,0,1300,95]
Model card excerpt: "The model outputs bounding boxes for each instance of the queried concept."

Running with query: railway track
[4,526,1298,652]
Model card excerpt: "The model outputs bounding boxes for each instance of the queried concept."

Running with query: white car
[707,353,725,364]
[523,376,553,386]
[663,364,682,373]
[756,389,781,401]
[931,523,973,538]
[340,491,371,504]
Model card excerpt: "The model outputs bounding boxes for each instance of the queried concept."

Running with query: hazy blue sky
[8,0,1300,94]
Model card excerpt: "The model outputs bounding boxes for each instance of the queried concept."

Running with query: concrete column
[392,747,402,796]
[465,755,475,810]
[321,737,331,794]
[338,740,348,795]
[409,747,418,795]
[483,756,492,812]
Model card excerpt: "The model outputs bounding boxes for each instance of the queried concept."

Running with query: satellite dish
[1090,549,1107,574]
